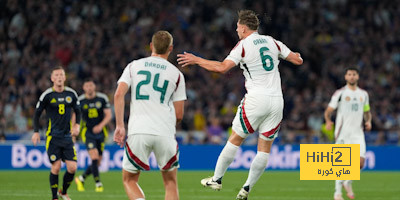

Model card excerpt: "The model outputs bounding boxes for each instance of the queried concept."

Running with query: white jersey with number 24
[118,56,187,138]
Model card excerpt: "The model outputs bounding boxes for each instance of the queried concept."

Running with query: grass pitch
[0,170,399,200]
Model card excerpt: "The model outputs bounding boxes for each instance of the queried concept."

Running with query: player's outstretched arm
[177,52,236,73]
[285,52,303,65]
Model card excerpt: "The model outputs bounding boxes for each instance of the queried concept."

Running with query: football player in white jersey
[177,10,303,199]
[324,67,372,200]
[114,31,186,200]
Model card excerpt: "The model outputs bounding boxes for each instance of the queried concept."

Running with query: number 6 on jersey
[259,47,274,71]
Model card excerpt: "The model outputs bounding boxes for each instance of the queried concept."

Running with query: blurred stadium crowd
[0,0,399,145]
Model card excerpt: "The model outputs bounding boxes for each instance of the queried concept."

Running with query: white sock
[335,180,343,194]
[343,180,352,186]
[213,141,239,181]
[243,151,269,191]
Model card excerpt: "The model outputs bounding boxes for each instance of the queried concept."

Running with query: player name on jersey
[253,38,267,45]
[145,61,167,70]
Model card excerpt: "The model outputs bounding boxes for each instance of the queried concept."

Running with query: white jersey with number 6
[226,32,291,96]
[118,56,186,138]
[328,86,370,141]
[227,32,293,140]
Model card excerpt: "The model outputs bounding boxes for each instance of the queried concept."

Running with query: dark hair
[152,31,173,54]
[344,67,359,74]
[83,78,95,84]
[238,10,259,30]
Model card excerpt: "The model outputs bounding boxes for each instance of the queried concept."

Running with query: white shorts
[122,134,179,173]
[335,133,366,158]
[232,94,283,141]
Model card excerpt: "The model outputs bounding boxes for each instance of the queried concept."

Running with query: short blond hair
[51,66,64,73]
[152,31,173,54]
[238,10,259,30]
[51,66,65,76]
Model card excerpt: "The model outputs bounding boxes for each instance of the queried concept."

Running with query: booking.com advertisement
[0,144,399,171]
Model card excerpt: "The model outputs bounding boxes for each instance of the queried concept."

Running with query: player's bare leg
[237,139,273,200]
[201,131,244,190]
[123,169,145,200]
[343,157,364,199]
[161,168,179,200]
[88,148,100,163]
[51,160,62,174]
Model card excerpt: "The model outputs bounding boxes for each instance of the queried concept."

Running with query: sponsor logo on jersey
[345,96,350,101]
[96,101,102,108]
[66,96,72,103]
[50,98,57,103]
[83,104,88,109]
[58,98,64,102]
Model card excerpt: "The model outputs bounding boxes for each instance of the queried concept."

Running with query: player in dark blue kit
[32,66,81,200]
[75,79,112,192]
